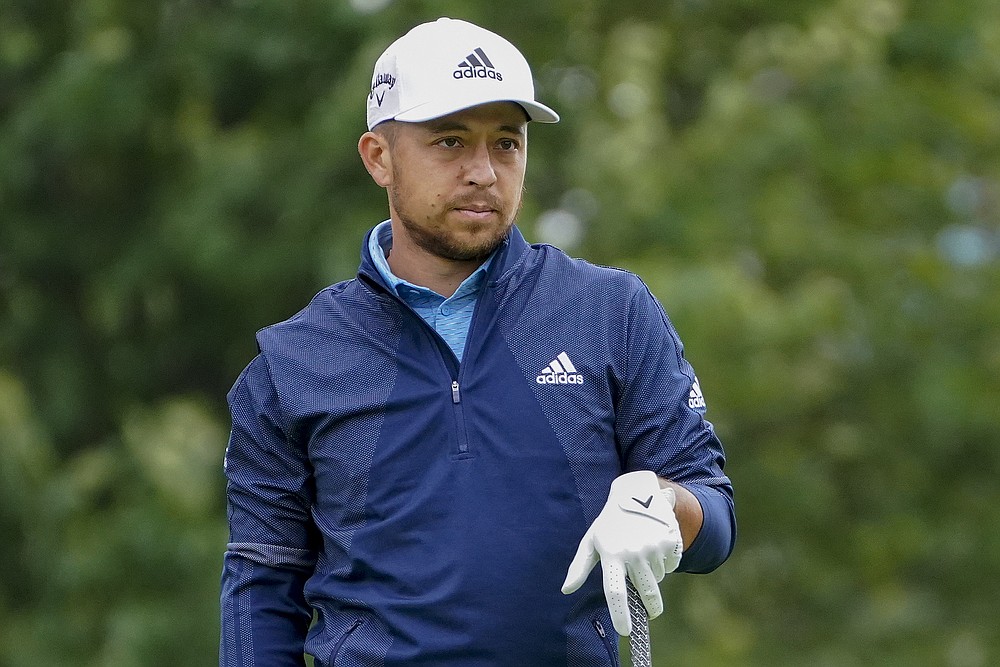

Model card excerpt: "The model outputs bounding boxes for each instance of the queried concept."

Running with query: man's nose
[463,142,497,187]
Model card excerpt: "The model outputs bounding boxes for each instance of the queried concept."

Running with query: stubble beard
[390,182,523,263]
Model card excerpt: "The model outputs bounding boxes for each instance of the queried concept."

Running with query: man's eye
[498,139,517,150]
[439,137,461,148]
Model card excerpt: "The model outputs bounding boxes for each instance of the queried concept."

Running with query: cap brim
[393,98,560,124]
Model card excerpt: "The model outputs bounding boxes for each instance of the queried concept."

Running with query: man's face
[380,102,528,263]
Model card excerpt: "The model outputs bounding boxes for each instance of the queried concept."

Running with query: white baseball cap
[366,17,560,130]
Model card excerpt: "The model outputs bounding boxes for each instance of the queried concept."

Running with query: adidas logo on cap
[454,47,503,81]
[536,352,583,385]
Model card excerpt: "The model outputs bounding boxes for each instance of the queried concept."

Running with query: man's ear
[358,131,392,187]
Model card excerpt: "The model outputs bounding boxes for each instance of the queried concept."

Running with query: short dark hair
[373,120,398,144]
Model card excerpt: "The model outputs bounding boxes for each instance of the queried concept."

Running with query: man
[220,17,735,667]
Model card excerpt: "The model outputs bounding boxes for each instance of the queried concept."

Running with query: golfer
[220,17,735,666]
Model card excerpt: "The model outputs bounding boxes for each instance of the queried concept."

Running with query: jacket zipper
[451,380,471,456]
[367,273,475,459]
[593,618,618,664]
[327,618,364,666]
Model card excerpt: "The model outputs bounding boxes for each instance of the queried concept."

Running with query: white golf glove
[561,470,683,636]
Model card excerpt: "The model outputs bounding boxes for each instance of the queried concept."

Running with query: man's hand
[561,471,683,636]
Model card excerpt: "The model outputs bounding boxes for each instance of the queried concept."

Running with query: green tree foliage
[1,0,998,664]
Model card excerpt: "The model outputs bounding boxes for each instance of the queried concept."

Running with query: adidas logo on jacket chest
[536,352,584,385]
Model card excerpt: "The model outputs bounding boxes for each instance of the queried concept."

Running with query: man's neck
[385,240,481,298]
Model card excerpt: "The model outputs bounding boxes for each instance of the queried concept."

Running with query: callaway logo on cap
[366,17,559,130]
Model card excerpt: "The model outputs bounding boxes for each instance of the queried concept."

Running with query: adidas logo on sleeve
[688,378,706,409]
[536,352,584,385]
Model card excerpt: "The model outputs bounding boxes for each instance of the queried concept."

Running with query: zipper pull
[451,381,461,403]
[593,618,606,638]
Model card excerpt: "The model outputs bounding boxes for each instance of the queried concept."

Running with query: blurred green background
[2,0,999,665]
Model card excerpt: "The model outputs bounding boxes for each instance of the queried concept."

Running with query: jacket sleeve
[220,354,317,667]
[615,279,736,574]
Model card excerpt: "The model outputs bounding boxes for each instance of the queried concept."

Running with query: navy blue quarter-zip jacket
[220,226,735,666]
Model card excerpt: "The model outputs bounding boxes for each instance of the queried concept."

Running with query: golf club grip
[626,578,653,666]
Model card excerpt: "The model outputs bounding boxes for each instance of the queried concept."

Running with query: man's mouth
[453,203,498,219]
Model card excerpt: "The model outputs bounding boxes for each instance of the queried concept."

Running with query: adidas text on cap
[366,17,560,130]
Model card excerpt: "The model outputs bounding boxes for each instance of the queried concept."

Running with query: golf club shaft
[627,578,653,666]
